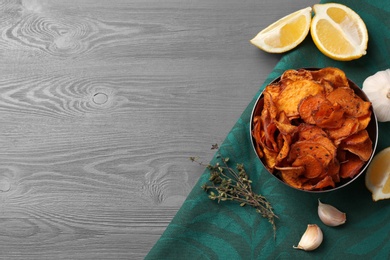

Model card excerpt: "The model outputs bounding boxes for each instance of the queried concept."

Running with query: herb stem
[192,146,278,239]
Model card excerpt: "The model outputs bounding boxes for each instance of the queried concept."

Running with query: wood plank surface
[0,0,317,259]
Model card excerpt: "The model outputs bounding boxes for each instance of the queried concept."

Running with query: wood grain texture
[0,0,317,259]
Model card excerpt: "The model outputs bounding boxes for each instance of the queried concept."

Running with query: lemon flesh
[310,3,368,61]
[365,147,390,201]
[250,7,312,53]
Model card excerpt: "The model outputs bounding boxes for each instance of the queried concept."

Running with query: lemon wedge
[310,3,368,61]
[365,147,390,201]
[250,7,312,53]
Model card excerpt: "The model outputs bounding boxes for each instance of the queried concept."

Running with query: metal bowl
[250,68,378,193]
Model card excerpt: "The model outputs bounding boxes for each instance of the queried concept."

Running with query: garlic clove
[318,200,346,226]
[293,224,323,251]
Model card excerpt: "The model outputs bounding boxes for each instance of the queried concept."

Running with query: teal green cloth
[146,0,390,259]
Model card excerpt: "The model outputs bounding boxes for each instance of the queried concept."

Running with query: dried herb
[190,144,278,238]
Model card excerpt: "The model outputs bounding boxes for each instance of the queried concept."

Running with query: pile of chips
[252,67,373,191]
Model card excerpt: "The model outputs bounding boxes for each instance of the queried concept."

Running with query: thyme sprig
[190,144,278,238]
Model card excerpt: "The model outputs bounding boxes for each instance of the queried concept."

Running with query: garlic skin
[293,224,323,251]
[318,200,346,226]
[362,69,390,122]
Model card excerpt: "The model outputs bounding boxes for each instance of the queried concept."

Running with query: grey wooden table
[0,0,317,259]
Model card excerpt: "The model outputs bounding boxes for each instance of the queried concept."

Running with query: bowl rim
[249,67,379,193]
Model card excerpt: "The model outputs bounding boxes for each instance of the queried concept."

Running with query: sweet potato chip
[281,69,313,82]
[298,175,335,191]
[274,114,297,135]
[337,149,347,163]
[310,175,336,190]
[292,155,324,179]
[264,84,282,101]
[310,67,349,89]
[262,146,278,172]
[288,141,333,167]
[276,132,284,151]
[276,79,324,117]
[340,153,365,179]
[278,166,306,189]
[326,117,360,144]
[357,112,372,131]
[327,159,341,183]
[276,134,292,165]
[317,78,335,95]
[298,94,345,128]
[343,139,372,162]
[263,89,279,120]
[297,124,327,140]
[309,136,337,160]
[259,97,279,152]
[252,116,264,158]
[313,102,345,129]
[341,130,373,161]
[326,87,371,118]
[342,130,369,145]
[264,122,278,152]
[275,166,304,177]
[298,94,325,124]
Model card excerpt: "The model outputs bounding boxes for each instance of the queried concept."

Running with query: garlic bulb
[362,69,390,122]
[318,200,346,226]
[293,224,323,251]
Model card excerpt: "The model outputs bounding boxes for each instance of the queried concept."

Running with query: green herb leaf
[191,145,278,239]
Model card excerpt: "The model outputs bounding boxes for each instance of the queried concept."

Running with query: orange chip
[342,129,369,145]
[277,166,306,189]
[263,89,279,120]
[252,116,264,158]
[310,67,349,89]
[298,94,325,124]
[262,146,278,172]
[313,102,345,129]
[288,140,333,167]
[298,94,346,128]
[264,122,278,152]
[340,153,365,179]
[357,112,372,131]
[297,124,327,140]
[317,78,335,95]
[276,79,324,117]
[343,139,372,162]
[341,130,373,161]
[275,112,297,135]
[308,135,337,160]
[310,175,336,190]
[281,69,313,82]
[326,87,371,118]
[337,149,347,163]
[264,83,282,100]
[292,154,324,179]
[327,159,341,183]
[326,117,360,144]
[276,134,293,165]
[259,95,279,152]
